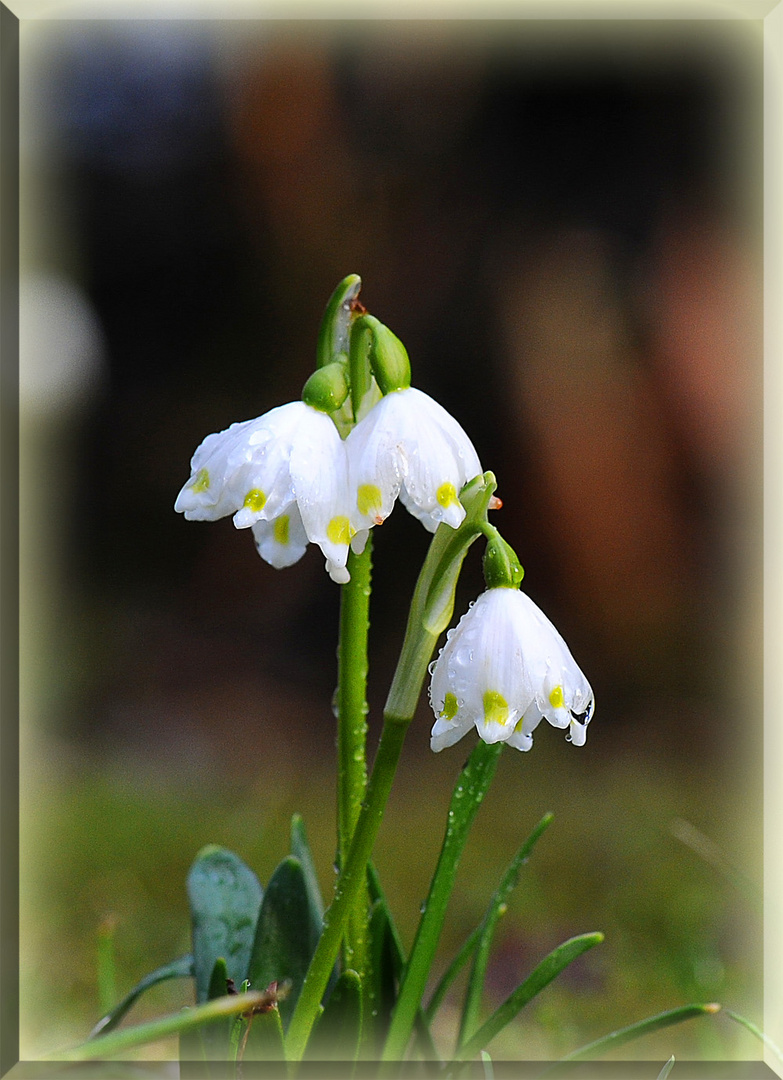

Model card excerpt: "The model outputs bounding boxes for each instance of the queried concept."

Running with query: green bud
[348,318,373,420]
[482,533,524,590]
[302,361,350,414]
[354,314,411,395]
[316,275,363,369]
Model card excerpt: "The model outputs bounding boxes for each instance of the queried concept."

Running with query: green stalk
[284,474,498,1062]
[337,537,373,978]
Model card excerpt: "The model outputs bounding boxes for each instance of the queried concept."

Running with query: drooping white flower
[346,386,482,534]
[429,587,594,753]
[174,401,358,583]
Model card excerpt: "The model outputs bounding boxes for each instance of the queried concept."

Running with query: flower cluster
[429,587,594,752]
[175,388,481,584]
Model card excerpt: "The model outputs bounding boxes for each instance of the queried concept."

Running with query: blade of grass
[657,1056,676,1080]
[89,954,195,1039]
[539,1003,721,1076]
[457,813,554,1050]
[382,740,504,1062]
[51,990,271,1062]
[723,1009,783,1062]
[425,925,482,1025]
[452,932,604,1065]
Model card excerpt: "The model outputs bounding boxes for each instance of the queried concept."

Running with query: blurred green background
[19,16,763,1065]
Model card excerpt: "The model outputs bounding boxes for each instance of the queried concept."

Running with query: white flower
[174,401,358,584]
[429,587,594,753]
[345,387,482,534]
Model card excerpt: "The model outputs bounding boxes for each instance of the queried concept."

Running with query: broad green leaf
[539,1003,721,1075]
[187,845,264,1004]
[247,855,315,1025]
[89,954,195,1038]
[52,990,272,1062]
[305,969,363,1062]
[290,814,325,941]
[242,1008,286,1062]
[453,932,604,1063]
[382,739,504,1062]
[458,813,554,1050]
[367,863,438,1062]
[198,959,232,1061]
[366,898,397,1053]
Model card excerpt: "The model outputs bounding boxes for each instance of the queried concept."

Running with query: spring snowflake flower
[174,401,359,584]
[429,587,594,753]
[346,387,482,533]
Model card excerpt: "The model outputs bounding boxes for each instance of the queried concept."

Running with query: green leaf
[242,1007,286,1062]
[367,863,439,1062]
[539,1003,721,1076]
[382,739,504,1062]
[290,815,325,939]
[89,954,195,1038]
[198,959,232,1060]
[187,845,264,1004]
[454,932,604,1063]
[51,990,273,1062]
[458,813,554,1050]
[305,969,363,1062]
[366,897,398,1053]
[247,855,315,1026]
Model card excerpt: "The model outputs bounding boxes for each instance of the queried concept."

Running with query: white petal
[288,406,355,576]
[175,402,308,525]
[347,386,482,534]
[345,393,405,530]
[251,506,308,569]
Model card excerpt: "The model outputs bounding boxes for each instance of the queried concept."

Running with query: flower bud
[482,533,524,590]
[316,274,362,369]
[354,314,411,395]
[302,361,350,414]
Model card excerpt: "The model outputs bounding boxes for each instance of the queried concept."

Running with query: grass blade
[425,925,482,1025]
[539,1003,721,1076]
[382,740,503,1061]
[723,1009,783,1062]
[454,932,604,1064]
[89,954,195,1039]
[458,813,554,1050]
[52,990,274,1061]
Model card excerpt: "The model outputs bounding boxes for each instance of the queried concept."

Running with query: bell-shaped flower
[429,587,594,753]
[174,401,358,583]
[345,386,482,534]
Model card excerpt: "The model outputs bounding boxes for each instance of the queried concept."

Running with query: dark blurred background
[19,17,763,1063]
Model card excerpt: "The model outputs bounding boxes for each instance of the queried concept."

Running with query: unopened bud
[302,361,350,414]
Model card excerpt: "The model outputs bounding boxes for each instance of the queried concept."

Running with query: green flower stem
[285,474,498,1063]
[337,537,373,978]
[285,714,408,1063]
